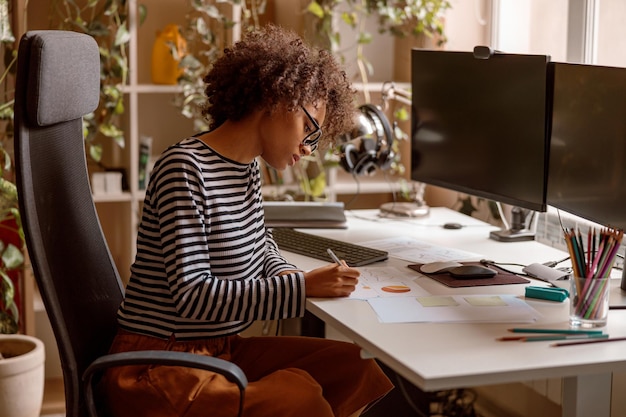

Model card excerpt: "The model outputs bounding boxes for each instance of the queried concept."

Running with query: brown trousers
[102,330,393,417]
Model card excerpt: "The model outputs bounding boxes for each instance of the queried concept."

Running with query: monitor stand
[489,205,537,242]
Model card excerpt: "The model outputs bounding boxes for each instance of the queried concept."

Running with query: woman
[103,24,393,417]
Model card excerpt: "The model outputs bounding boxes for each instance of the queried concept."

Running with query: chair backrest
[14,30,125,417]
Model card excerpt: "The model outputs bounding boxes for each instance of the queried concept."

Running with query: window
[596,0,626,66]
[494,0,626,66]
[494,0,569,61]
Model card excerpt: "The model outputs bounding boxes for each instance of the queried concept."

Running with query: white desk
[281,207,626,417]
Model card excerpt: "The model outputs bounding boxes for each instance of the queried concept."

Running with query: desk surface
[281,207,626,396]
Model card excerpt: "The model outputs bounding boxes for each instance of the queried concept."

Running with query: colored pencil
[552,336,626,347]
[498,334,609,342]
[507,328,603,335]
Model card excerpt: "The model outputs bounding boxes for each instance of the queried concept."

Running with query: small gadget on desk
[522,263,570,282]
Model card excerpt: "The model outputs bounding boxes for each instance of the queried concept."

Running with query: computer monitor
[410,48,551,241]
[547,62,626,230]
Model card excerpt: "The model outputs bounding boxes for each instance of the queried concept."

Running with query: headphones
[339,104,395,176]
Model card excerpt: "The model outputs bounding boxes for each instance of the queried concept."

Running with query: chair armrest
[83,350,248,417]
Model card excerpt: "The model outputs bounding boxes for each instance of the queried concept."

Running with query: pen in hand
[327,248,342,266]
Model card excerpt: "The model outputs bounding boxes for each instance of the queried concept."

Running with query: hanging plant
[306,0,450,84]
[50,0,147,162]
[174,1,267,132]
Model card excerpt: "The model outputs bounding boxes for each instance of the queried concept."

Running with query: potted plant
[0,333,45,417]
[0,169,42,417]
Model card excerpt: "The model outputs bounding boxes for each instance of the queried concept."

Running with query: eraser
[525,286,569,302]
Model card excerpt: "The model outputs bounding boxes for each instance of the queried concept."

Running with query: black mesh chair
[14,30,247,417]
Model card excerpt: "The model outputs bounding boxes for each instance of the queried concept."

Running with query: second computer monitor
[547,62,626,230]
[410,49,551,213]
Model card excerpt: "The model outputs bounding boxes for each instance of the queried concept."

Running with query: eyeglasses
[301,106,322,152]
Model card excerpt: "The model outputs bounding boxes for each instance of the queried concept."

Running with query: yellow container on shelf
[151,24,187,85]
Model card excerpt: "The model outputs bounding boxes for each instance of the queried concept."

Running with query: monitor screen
[547,62,626,230]
[410,49,550,213]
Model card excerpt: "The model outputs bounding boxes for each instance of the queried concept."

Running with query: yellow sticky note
[464,296,507,306]
[417,296,459,307]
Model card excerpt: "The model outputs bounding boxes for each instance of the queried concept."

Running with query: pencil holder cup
[569,277,610,328]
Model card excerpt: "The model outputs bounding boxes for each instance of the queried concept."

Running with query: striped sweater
[117,137,306,339]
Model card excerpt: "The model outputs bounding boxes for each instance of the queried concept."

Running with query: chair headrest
[22,30,100,127]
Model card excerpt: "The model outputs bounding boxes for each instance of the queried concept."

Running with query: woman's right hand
[303,262,360,297]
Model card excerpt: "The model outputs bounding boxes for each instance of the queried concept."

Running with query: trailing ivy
[51,0,148,162]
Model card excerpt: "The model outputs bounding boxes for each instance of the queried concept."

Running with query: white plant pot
[0,334,45,417]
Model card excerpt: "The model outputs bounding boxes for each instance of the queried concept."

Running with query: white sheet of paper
[367,294,541,323]
[359,236,483,264]
[349,266,431,299]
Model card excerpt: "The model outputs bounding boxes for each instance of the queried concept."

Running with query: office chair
[13,30,247,417]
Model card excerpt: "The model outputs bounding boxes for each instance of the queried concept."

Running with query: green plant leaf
[1,243,23,270]
[113,135,125,149]
[102,85,121,100]
[340,11,356,28]
[138,4,148,25]
[99,122,123,139]
[0,310,18,334]
[114,99,124,115]
[194,3,221,20]
[357,31,372,44]
[0,177,17,206]
[194,17,210,37]
[0,148,10,172]
[89,144,103,163]
[307,1,325,19]
[180,54,203,70]
[0,268,14,307]
[114,22,131,46]
[394,107,409,121]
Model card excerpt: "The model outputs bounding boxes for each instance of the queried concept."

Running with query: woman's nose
[300,143,313,156]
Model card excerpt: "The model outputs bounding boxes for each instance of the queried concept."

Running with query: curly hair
[202,24,356,148]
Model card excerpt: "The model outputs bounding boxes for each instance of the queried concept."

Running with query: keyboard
[271,228,388,267]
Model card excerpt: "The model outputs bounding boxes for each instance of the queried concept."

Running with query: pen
[551,336,626,347]
[498,334,609,342]
[327,248,342,266]
[507,328,603,335]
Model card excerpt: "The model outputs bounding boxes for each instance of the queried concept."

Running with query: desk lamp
[338,82,429,217]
